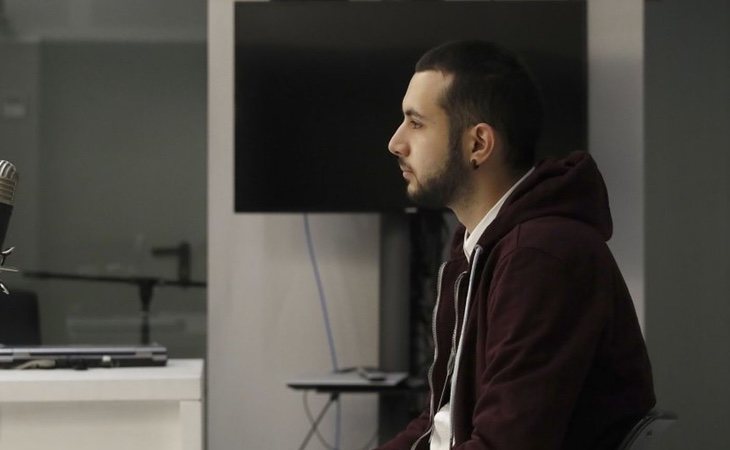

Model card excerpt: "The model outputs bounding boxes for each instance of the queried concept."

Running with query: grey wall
[645,0,730,448]
[587,0,645,325]
[4,0,205,42]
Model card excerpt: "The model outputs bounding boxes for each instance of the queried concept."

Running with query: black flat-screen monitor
[235,1,586,212]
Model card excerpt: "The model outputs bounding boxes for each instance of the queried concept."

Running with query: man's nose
[388,124,408,157]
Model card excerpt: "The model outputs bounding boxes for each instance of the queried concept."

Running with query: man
[377,41,655,450]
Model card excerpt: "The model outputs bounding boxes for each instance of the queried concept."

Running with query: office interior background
[0,0,728,449]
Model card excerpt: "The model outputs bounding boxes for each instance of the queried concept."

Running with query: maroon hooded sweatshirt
[376,152,655,450]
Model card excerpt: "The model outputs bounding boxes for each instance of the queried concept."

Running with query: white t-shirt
[430,168,533,450]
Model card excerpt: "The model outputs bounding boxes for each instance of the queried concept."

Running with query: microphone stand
[22,270,206,345]
[0,246,17,294]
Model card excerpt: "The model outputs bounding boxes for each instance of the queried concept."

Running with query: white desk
[0,359,203,450]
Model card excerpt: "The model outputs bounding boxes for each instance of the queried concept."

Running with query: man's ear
[468,123,496,166]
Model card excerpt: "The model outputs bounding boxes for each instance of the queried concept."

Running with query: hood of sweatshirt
[449,151,613,259]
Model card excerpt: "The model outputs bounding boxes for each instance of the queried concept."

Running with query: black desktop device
[234,1,586,213]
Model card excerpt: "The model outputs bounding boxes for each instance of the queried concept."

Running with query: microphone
[0,160,18,294]
[0,160,18,249]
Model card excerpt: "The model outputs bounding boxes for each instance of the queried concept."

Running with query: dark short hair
[415,40,543,172]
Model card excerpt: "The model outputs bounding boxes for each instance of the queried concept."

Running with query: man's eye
[409,120,422,129]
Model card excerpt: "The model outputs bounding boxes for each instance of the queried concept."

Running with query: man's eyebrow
[404,108,426,120]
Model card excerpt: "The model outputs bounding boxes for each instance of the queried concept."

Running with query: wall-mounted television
[234,1,586,213]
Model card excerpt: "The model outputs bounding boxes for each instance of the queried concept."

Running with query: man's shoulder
[493,216,609,264]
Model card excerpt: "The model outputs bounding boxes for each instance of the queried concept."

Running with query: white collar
[463,167,534,261]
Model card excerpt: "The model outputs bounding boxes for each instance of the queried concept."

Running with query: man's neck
[451,170,523,233]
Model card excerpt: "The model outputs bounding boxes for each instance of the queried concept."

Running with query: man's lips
[399,165,412,179]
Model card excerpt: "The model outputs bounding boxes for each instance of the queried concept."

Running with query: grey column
[378,212,411,443]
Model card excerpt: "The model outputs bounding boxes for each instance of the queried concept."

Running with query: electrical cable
[302,391,380,450]
[303,391,337,450]
[303,214,339,371]
[13,359,55,370]
[302,213,341,449]
[335,400,341,450]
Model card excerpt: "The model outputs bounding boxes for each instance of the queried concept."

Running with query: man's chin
[407,189,446,209]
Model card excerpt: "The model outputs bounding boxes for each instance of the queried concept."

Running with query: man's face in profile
[388,71,470,209]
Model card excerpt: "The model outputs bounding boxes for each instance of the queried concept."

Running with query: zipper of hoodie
[411,267,467,450]
[449,272,467,373]
[410,261,448,450]
[449,245,484,448]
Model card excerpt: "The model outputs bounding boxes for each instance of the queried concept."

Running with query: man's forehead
[402,70,453,115]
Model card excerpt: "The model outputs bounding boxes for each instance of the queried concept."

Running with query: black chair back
[0,289,41,345]
[617,410,677,450]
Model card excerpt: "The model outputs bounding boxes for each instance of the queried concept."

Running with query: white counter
[0,359,203,450]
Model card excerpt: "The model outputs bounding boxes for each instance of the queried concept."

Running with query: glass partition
[0,0,207,357]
